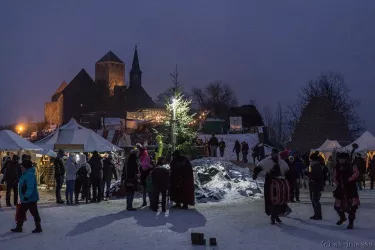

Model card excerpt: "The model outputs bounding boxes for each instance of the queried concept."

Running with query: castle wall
[45,95,63,126]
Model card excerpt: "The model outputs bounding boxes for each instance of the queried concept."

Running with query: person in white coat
[64,154,77,205]
[75,154,91,204]
[253,148,291,225]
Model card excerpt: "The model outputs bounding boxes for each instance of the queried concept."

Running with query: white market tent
[311,139,341,162]
[36,118,123,153]
[313,139,341,152]
[339,131,375,155]
[0,130,42,151]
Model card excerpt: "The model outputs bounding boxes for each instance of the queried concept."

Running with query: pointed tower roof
[97,50,124,64]
[53,81,68,95]
[130,46,142,74]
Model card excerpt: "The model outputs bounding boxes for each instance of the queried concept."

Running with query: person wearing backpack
[74,155,91,204]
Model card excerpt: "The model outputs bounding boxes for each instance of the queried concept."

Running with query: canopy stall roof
[36,119,123,152]
[312,139,341,153]
[0,130,42,151]
[339,131,375,154]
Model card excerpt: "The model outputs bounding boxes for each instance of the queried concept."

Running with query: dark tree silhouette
[287,72,363,138]
[192,80,238,119]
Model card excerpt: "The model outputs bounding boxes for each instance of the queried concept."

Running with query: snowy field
[198,134,259,161]
[1,187,374,250]
[197,134,272,162]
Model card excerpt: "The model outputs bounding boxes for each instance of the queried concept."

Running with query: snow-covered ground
[1,187,374,250]
[198,134,259,161]
[198,134,273,162]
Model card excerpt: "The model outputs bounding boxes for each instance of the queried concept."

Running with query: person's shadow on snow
[66,208,206,237]
[277,223,344,244]
[132,208,207,233]
[289,217,375,240]
[66,210,132,237]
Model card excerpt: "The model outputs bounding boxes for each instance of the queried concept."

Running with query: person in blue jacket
[11,154,42,233]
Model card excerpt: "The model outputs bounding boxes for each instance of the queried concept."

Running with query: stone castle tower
[95,51,125,96]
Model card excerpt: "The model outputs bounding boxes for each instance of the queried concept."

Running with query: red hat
[279,150,290,160]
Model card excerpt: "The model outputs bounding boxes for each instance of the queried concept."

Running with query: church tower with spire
[129,46,142,86]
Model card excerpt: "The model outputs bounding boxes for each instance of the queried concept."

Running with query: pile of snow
[107,157,264,203]
[191,158,264,203]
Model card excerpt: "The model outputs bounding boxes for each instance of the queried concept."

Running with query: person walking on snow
[64,154,77,205]
[170,150,195,209]
[54,150,65,204]
[305,153,325,220]
[102,154,118,200]
[150,157,170,212]
[253,148,290,225]
[233,140,241,162]
[326,156,335,186]
[138,144,153,206]
[354,153,366,190]
[2,155,22,207]
[208,133,219,157]
[74,154,91,204]
[122,150,139,211]
[333,152,360,229]
[89,151,103,203]
[368,155,375,189]
[219,138,226,157]
[286,156,300,202]
[11,155,42,233]
[241,141,249,163]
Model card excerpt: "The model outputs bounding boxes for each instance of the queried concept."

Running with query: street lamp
[16,124,24,135]
[171,98,177,152]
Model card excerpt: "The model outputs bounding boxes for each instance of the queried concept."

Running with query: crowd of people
[122,146,194,211]
[2,137,375,234]
[253,147,375,229]
[0,144,195,233]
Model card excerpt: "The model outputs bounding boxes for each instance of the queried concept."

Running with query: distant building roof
[97,50,124,64]
[123,85,156,111]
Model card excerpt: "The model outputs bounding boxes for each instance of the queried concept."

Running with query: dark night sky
[1,1,375,132]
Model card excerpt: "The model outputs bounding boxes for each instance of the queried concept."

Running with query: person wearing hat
[169,150,195,209]
[11,155,42,233]
[333,152,360,229]
[253,148,291,225]
[102,154,118,200]
[54,149,66,204]
[305,153,325,220]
